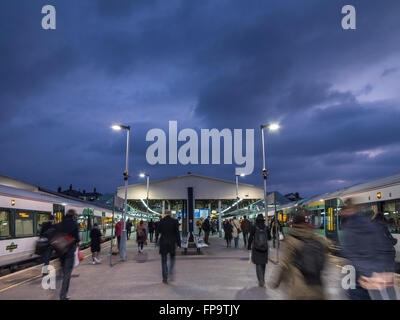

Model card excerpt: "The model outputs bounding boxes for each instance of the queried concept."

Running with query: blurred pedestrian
[341,199,397,300]
[40,215,55,276]
[196,218,203,236]
[269,209,328,299]
[115,219,122,251]
[148,219,155,242]
[271,217,283,249]
[231,217,241,248]
[90,223,102,264]
[241,215,251,249]
[56,209,80,300]
[223,220,233,248]
[202,216,211,244]
[248,214,271,287]
[136,220,147,253]
[126,219,132,240]
[155,210,181,284]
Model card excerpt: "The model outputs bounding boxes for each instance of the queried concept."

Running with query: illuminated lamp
[377,192,382,199]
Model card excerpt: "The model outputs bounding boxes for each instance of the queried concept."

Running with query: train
[276,173,400,254]
[0,184,120,270]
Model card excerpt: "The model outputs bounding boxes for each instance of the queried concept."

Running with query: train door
[325,198,340,244]
[53,204,65,223]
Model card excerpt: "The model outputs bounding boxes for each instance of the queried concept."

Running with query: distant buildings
[284,192,303,202]
[58,184,102,201]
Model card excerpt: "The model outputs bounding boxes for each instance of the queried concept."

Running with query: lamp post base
[120,230,127,261]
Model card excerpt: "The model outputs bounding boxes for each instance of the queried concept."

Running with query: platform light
[11,200,15,206]
[269,123,280,131]
[112,125,122,131]
[139,173,145,178]
[377,192,382,199]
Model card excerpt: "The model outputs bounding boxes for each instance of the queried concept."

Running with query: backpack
[254,227,268,252]
[292,237,325,286]
[137,229,145,238]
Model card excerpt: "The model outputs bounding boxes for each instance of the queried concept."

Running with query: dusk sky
[1,0,399,198]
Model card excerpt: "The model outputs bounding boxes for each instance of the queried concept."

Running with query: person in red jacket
[115,219,122,251]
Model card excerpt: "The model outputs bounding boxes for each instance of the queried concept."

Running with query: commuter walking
[40,215,55,276]
[202,216,211,245]
[271,217,283,249]
[231,217,241,248]
[90,223,103,264]
[115,219,122,251]
[241,215,251,249]
[55,209,80,300]
[248,214,271,287]
[126,219,132,240]
[148,219,155,242]
[136,220,147,253]
[196,218,203,237]
[155,210,181,284]
[223,220,233,248]
[269,209,328,300]
[341,199,397,300]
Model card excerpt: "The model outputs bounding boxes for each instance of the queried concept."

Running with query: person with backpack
[90,223,103,264]
[269,209,328,299]
[126,219,132,240]
[241,215,251,249]
[247,214,271,287]
[54,209,80,300]
[136,220,147,253]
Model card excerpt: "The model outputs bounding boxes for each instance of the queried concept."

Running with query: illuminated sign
[18,213,30,218]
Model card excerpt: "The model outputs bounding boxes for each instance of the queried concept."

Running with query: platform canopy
[117,173,264,200]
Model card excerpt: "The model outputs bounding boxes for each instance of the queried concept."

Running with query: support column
[218,200,222,238]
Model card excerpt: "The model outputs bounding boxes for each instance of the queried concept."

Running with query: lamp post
[260,123,279,261]
[235,173,245,211]
[140,173,150,214]
[112,124,130,262]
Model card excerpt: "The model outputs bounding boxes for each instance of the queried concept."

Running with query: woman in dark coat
[248,214,271,287]
[223,220,233,248]
[90,223,102,264]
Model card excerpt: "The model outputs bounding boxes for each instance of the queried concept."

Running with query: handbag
[74,248,80,267]
[35,237,49,255]
[77,247,83,261]
[50,233,75,256]
[279,232,284,241]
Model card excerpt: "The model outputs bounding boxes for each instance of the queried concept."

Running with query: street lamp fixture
[112,123,131,262]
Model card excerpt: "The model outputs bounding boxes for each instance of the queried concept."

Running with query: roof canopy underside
[117,174,264,200]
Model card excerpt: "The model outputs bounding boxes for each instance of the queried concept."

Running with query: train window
[78,215,88,232]
[36,213,51,236]
[15,211,34,237]
[0,210,11,238]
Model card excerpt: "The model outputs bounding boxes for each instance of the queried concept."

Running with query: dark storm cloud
[1,0,400,197]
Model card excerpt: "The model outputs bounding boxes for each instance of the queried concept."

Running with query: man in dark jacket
[202,216,211,245]
[342,199,397,300]
[155,210,181,284]
[57,209,80,300]
[148,219,155,243]
[241,215,251,248]
[248,214,271,287]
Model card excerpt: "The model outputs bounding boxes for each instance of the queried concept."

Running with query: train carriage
[0,185,117,269]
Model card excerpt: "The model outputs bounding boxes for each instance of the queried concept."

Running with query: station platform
[0,235,384,300]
